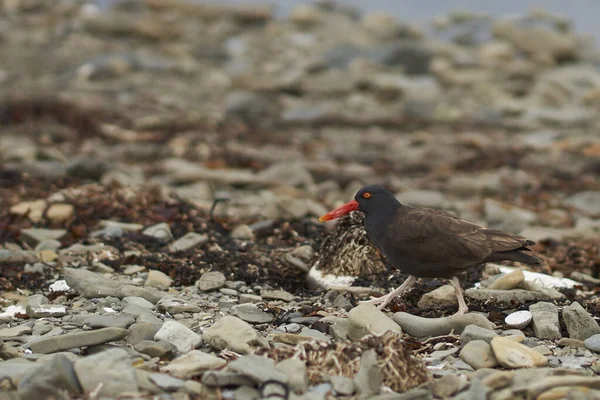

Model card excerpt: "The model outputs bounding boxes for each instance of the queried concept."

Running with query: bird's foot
[360,293,395,310]
[452,305,469,316]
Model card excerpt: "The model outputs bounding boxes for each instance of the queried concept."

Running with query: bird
[318,184,540,314]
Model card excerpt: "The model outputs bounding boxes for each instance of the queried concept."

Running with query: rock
[224,91,274,124]
[134,339,175,358]
[202,316,260,354]
[161,350,227,379]
[0,324,32,338]
[562,301,600,341]
[348,303,402,340]
[460,340,499,369]
[487,269,525,290]
[202,371,254,387]
[29,327,128,354]
[393,312,494,338]
[145,270,173,289]
[505,310,532,330]
[231,303,274,324]
[230,224,255,241]
[157,297,201,314]
[17,353,81,399]
[74,348,138,398]
[169,232,208,252]
[275,358,308,393]
[397,190,449,209]
[63,268,165,303]
[465,288,560,304]
[330,375,355,396]
[196,271,226,292]
[122,296,154,311]
[149,373,185,391]
[27,304,68,319]
[142,222,172,241]
[127,322,161,345]
[584,334,600,353]
[291,245,315,261]
[431,374,465,398]
[354,348,381,395]
[565,191,600,216]
[228,355,288,385]
[490,336,548,369]
[556,338,585,348]
[290,4,322,26]
[271,333,313,345]
[484,200,537,233]
[417,284,458,309]
[154,320,202,354]
[461,324,498,344]
[21,228,67,245]
[261,289,295,302]
[10,200,48,223]
[529,302,561,340]
[239,294,262,304]
[84,314,136,329]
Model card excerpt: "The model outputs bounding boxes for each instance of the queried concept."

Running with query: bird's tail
[485,250,542,265]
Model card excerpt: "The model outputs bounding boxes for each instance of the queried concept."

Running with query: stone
[11,200,47,223]
[145,270,173,289]
[417,284,458,309]
[202,316,260,354]
[290,245,315,261]
[149,373,185,391]
[505,310,532,329]
[74,348,138,398]
[157,297,201,314]
[169,232,208,252]
[228,355,288,385]
[261,289,295,302]
[431,374,465,398]
[490,336,548,369]
[122,296,154,310]
[134,339,176,358]
[460,340,499,369]
[63,268,165,303]
[239,294,262,304]
[21,228,67,245]
[556,338,585,348]
[29,327,128,354]
[487,269,525,290]
[127,322,161,345]
[465,288,561,304]
[17,353,81,399]
[143,222,172,241]
[161,350,227,379]
[565,191,600,216]
[276,358,308,394]
[348,304,402,340]
[461,324,498,344]
[154,320,203,354]
[230,224,255,241]
[393,312,494,338]
[529,302,561,340]
[196,271,226,292]
[0,324,32,338]
[354,349,381,396]
[562,301,600,341]
[84,314,136,329]
[330,375,355,396]
[202,371,254,387]
[46,203,75,223]
[584,334,600,353]
[231,303,274,324]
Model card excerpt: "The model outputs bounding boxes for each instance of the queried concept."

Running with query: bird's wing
[385,207,492,269]
[481,228,534,252]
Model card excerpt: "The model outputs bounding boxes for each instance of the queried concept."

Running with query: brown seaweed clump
[258,331,430,393]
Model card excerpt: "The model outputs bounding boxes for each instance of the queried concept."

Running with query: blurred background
[1,0,599,288]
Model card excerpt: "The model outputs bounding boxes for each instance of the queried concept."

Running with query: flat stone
[74,348,138,398]
[196,271,226,292]
[84,314,136,329]
[557,338,585,348]
[562,301,600,341]
[393,312,494,338]
[348,303,402,340]
[145,270,173,289]
[21,228,67,245]
[202,371,255,387]
[460,340,499,369]
[122,296,154,310]
[99,220,144,231]
[230,224,255,241]
[63,268,165,303]
[417,285,458,309]
[169,232,208,252]
[584,334,600,353]
[271,333,313,345]
[276,358,308,394]
[231,303,274,324]
[154,320,203,354]
[460,324,498,344]
[505,310,533,330]
[202,316,259,354]
[465,288,561,304]
[149,373,185,391]
[0,359,41,384]
[239,294,262,304]
[143,222,172,241]
[157,297,202,314]
[529,302,561,340]
[260,289,295,302]
[431,374,465,398]
[29,327,128,354]
[490,336,548,369]
[161,350,227,379]
[134,339,176,358]
[11,200,47,223]
[127,322,161,345]
[487,269,525,290]
[17,353,81,399]
[228,355,288,385]
[0,324,32,338]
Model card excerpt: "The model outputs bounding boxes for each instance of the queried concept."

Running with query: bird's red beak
[318,199,359,222]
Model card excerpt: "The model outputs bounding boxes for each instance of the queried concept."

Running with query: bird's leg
[362,275,417,310]
[450,276,469,315]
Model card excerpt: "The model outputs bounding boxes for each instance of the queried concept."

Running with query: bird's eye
[362,192,372,199]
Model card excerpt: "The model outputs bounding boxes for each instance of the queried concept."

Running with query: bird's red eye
[362,192,372,199]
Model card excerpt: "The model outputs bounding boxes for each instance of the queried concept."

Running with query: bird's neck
[364,201,401,230]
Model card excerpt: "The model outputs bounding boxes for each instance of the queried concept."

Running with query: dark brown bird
[319,185,540,314]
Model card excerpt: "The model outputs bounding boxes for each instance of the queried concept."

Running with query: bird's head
[319,184,400,221]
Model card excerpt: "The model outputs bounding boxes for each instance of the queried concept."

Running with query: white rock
[505,311,532,329]
[154,320,203,354]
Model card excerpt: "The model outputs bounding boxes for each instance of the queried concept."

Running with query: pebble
[490,336,548,369]
[202,316,260,354]
[505,310,532,329]
[84,314,136,329]
[143,222,172,241]
[556,338,585,348]
[21,228,67,245]
[431,374,465,398]
[261,289,295,302]
[584,334,600,353]
[392,312,494,338]
[230,224,255,241]
[239,293,262,304]
[417,284,458,309]
[196,271,226,292]
[161,350,227,379]
[461,324,498,344]
[73,348,138,398]
[169,232,208,252]
[127,322,161,345]
[29,327,128,354]
[154,320,203,354]
[145,270,173,289]
[275,358,308,393]
[157,297,201,314]
[465,288,560,304]
[134,339,176,358]
[562,301,600,341]
[0,325,32,338]
[487,269,525,290]
[347,303,402,340]
[231,303,274,324]
[228,355,288,385]
[529,302,561,340]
